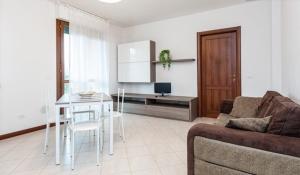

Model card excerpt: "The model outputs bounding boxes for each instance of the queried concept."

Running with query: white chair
[68,94,103,170]
[102,88,125,142]
[43,91,69,154]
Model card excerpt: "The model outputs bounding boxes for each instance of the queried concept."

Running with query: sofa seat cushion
[226,116,272,132]
[194,137,300,175]
[188,123,300,158]
[229,96,262,118]
[257,91,282,117]
[215,113,237,126]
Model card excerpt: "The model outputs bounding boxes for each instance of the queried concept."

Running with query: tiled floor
[0,114,215,175]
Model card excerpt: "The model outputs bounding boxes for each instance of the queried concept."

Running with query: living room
[0,0,299,175]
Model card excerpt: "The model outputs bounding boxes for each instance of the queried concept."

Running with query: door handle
[232,74,236,82]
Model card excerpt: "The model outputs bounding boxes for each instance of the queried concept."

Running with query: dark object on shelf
[154,82,171,96]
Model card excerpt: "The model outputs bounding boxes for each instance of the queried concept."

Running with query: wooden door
[198,27,241,118]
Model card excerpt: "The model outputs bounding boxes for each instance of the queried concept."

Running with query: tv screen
[154,82,171,95]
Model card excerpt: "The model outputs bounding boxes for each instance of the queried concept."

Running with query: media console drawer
[112,93,198,121]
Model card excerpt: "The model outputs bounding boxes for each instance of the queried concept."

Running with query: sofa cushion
[229,96,261,118]
[215,113,237,126]
[188,123,300,158]
[194,137,300,175]
[226,116,272,132]
[195,159,252,175]
[264,96,295,116]
[257,91,282,117]
[187,123,300,175]
[267,107,300,138]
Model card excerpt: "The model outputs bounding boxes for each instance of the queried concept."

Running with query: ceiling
[61,0,249,27]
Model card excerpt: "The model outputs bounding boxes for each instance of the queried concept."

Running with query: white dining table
[55,93,114,165]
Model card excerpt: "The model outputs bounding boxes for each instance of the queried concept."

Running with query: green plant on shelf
[159,49,172,69]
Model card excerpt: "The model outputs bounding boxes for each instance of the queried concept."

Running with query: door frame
[56,19,69,100]
[197,26,241,117]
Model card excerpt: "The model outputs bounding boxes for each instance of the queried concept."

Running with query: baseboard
[0,123,58,140]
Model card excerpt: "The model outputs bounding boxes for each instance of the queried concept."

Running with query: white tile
[132,168,161,175]
[70,164,101,175]
[102,158,131,174]
[10,170,41,175]
[175,151,187,164]
[102,147,127,161]
[126,146,150,158]
[0,159,23,175]
[147,144,173,155]
[128,156,158,172]
[159,164,186,175]
[40,166,72,175]
[0,113,215,175]
[13,157,50,172]
[153,153,182,167]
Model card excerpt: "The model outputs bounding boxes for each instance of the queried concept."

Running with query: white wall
[109,25,123,94]
[0,0,121,135]
[281,0,300,102]
[0,0,4,134]
[271,0,282,92]
[0,0,56,135]
[120,0,272,97]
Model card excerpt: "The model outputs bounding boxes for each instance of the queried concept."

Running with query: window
[63,27,70,94]
[56,19,69,99]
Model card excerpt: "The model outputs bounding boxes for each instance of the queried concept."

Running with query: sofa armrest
[220,99,234,114]
[187,123,300,175]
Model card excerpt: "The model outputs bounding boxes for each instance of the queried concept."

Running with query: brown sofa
[188,91,300,175]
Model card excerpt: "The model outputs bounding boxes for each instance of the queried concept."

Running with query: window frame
[56,19,69,100]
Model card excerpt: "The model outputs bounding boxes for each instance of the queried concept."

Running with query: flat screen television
[154,82,171,96]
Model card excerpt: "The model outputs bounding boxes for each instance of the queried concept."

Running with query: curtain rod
[58,1,108,21]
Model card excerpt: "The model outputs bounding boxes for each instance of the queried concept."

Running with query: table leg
[109,101,114,155]
[55,106,60,165]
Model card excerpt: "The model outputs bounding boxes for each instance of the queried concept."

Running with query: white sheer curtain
[68,9,109,94]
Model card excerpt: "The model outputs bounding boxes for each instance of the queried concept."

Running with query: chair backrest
[68,93,104,126]
[117,88,125,114]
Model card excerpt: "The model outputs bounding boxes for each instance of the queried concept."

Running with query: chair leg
[71,131,75,170]
[63,121,67,138]
[121,116,125,141]
[96,129,100,166]
[101,119,104,152]
[118,117,121,137]
[93,112,96,136]
[43,123,50,154]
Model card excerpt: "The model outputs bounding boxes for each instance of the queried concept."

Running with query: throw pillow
[226,116,272,132]
[257,91,281,117]
[267,107,300,138]
[229,96,262,118]
[215,113,237,126]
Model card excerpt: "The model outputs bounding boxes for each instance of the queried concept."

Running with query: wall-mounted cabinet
[118,40,156,83]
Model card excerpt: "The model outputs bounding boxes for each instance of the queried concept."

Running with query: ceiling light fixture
[98,0,122,3]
